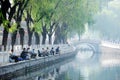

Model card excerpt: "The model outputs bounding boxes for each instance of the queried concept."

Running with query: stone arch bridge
[75,39,101,53]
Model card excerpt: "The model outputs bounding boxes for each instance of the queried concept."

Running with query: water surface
[12,47,120,80]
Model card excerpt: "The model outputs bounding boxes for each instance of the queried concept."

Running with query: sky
[91,0,120,41]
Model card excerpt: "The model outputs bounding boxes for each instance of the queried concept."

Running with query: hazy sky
[93,0,120,40]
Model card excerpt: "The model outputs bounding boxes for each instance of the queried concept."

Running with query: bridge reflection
[77,51,94,60]
[74,40,100,62]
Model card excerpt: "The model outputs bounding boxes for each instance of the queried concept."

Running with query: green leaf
[9,23,17,33]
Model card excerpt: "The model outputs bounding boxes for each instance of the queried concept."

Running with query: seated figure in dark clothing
[38,50,41,57]
[38,50,44,57]
[20,48,29,60]
[46,47,49,56]
[41,48,46,57]
[31,49,37,58]
[9,49,22,62]
[56,46,60,54]
[27,48,37,58]
[50,47,54,55]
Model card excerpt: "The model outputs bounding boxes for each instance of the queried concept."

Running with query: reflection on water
[76,51,94,60]
[35,67,60,80]
[12,47,120,80]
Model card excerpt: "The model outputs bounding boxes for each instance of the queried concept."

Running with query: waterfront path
[0,44,75,66]
[0,45,76,79]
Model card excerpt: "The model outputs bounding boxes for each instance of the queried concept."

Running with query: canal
[11,46,120,80]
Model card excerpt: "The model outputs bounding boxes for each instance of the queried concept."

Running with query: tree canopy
[0,0,101,50]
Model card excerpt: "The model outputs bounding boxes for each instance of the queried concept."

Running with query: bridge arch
[76,43,97,60]
[75,39,101,61]
[76,42,99,53]
[74,39,101,54]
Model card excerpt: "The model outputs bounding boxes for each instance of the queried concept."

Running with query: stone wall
[0,50,77,80]
[0,44,75,64]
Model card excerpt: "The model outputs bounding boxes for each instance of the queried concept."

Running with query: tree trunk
[42,33,46,44]
[2,29,9,51]
[26,9,34,46]
[42,26,47,45]
[62,37,65,44]
[19,28,25,49]
[54,35,59,44]
[28,31,34,46]
[11,30,17,50]
[48,34,52,44]
[63,35,67,44]
[1,0,11,51]
[26,16,33,46]
[54,25,61,44]
[34,32,40,45]
[48,22,56,44]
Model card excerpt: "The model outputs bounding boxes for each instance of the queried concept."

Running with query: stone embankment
[0,45,77,79]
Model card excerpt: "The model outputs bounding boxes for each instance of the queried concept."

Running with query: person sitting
[50,47,54,55]
[20,48,29,60]
[38,50,42,57]
[56,46,60,54]
[9,49,16,62]
[41,48,46,57]
[26,48,31,58]
[46,47,49,56]
[9,49,22,62]
[27,48,37,58]
[38,49,47,57]
[31,49,37,58]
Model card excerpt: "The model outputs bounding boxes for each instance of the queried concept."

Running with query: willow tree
[27,0,80,44]
[0,0,30,50]
[67,0,87,41]
[50,0,78,44]
[24,0,100,45]
[52,0,85,43]
[0,0,22,50]
[11,0,30,50]
[25,0,55,45]
[65,0,100,41]
[26,0,63,44]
